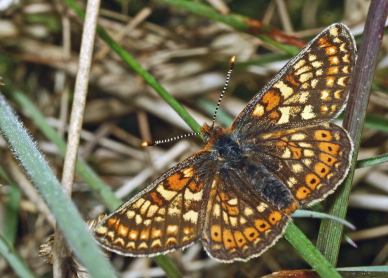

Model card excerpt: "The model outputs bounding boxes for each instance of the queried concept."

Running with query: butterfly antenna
[142,132,205,146]
[211,56,235,130]
[142,56,235,147]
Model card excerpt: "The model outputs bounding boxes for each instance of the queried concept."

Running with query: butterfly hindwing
[94,151,213,256]
[255,123,353,206]
[202,178,290,262]
[232,24,356,136]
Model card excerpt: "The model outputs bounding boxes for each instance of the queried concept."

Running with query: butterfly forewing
[232,24,356,136]
[95,151,213,256]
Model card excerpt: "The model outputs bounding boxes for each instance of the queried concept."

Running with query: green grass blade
[292,210,355,230]
[12,91,122,211]
[364,113,388,133]
[155,0,301,55]
[0,233,36,278]
[0,166,21,245]
[284,223,341,278]
[0,94,117,278]
[356,153,388,168]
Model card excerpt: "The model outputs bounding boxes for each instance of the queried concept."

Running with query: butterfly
[94,23,355,263]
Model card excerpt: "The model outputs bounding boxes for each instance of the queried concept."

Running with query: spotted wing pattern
[255,122,352,206]
[94,23,355,263]
[202,179,289,262]
[232,24,356,136]
[94,152,212,256]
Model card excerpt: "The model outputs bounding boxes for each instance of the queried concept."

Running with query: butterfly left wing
[202,178,290,262]
[94,151,214,256]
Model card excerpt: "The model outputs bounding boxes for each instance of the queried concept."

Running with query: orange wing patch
[231,23,356,133]
[94,153,210,256]
[257,123,352,206]
[202,180,290,262]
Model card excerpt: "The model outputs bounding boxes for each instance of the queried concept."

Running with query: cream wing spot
[320,90,331,100]
[143,219,152,226]
[274,81,294,99]
[184,188,203,201]
[293,59,306,70]
[95,226,107,235]
[277,107,291,124]
[140,200,151,215]
[312,61,323,68]
[303,159,312,167]
[126,242,135,249]
[167,225,178,234]
[333,37,342,43]
[304,149,315,157]
[132,198,146,209]
[301,105,315,120]
[252,104,265,117]
[129,231,138,239]
[244,207,254,216]
[138,242,148,249]
[158,208,166,215]
[292,163,303,173]
[311,79,318,88]
[291,133,307,140]
[126,210,136,219]
[295,65,312,75]
[182,167,194,177]
[151,239,162,248]
[282,148,291,158]
[343,54,350,63]
[298,142,312,148]
[257,203,269,212]
[213,204,221,217]
[308,54,317,61]
[135,215,143,225]
[338,77,347,86]
[155,216,164,222]
[299,72,314,83]
[230,217,238,226]
[156,185,178,201]
[240,217,247,224]
[183,210,199,223]
[146,205,159,218]
[329,26,339,36]
[283,91,310,105]
[228,198,238,205]
[113,238,125,246]
[339,42,347,52]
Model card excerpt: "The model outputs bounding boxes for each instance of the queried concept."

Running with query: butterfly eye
[203,133,211,143]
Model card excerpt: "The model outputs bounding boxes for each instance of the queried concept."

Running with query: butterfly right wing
[94,151,213,256]
[231,23,356,136]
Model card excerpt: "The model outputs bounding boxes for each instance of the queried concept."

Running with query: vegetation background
[0,0,387,277]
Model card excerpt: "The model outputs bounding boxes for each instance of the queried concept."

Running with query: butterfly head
[201,123,223,143]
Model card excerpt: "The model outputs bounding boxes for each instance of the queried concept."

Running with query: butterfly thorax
[202,123,244,162]
[201,123,300,214]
